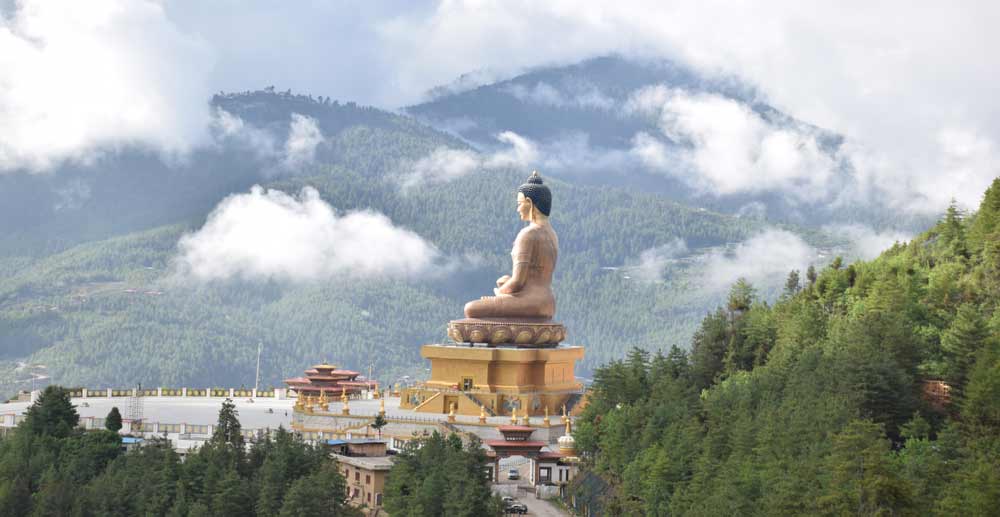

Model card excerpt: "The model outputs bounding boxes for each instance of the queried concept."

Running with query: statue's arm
[497,261,527,294]
[494,228,533,296]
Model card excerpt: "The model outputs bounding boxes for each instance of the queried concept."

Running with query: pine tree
[968,177,1000,250]
[941,304,989,398]
[783,269,800,297]
[212,399,244,451]
[22,386,78,438]
[371,413,387,439]
[210,469,251,517]
[818,420,914,515]
[941,199,968,257]
[278,464,355,517]
[727,278,756,314]
[105,407,122,433]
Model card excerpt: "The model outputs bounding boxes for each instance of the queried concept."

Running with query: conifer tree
[22,386,78,438]
[105,407,123,433]
[783,269,800,297]
[968,177,1000,250]
[371,413,387,439]
[818,420,913,515]
[212,399,244,450]
[941,199,968,257]
[941,303,989,398]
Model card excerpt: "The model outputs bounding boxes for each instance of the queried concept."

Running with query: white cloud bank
[824,224,912,261]
[399,130,537,189]
[283,114,324,169]
[502,80,614,110]
[400,129,634,189]
[700,229,818,293]
[377,1,1000,214]
[627,86,837,203]
[630,238,689,283]
[175,186,440,282]
[0,0,214,171]
[210,109,324,172]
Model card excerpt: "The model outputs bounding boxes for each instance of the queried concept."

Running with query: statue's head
[517,171,552,220]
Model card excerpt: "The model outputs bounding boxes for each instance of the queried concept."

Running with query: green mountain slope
[0,170,764,390]
[0,88,839,394]
[571,180,1000,515]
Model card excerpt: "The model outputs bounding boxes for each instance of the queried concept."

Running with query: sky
[1,0,999,280]
[2,0,997,212]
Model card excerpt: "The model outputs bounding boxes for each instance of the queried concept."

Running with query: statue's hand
[496,275,511,287]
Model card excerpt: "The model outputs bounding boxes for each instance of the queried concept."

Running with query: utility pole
[254,342,262,397]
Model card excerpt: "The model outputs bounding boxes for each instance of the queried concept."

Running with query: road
[517,496,570,517]
[498,460,570,517]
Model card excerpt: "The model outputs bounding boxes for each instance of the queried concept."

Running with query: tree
[806,264,818,286]
[385,432,500,517]
[818,420,914,515]
[371,413,387,439]
[940,199,968,257]
[960,344,1000,434]
[278,464,356,517]
[105,407,123,433]
[727,278,756,314]
[22,386,78,438]
[210,469,251,517]
[783,269,800,297]
[941,304,989,399]
[212,399,244,450]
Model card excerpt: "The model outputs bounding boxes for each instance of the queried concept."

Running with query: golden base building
[400,343,584,417]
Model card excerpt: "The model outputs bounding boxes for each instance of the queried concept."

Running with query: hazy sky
[2,0,999,211]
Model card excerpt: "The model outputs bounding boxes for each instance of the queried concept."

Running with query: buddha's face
[517,192,533,221]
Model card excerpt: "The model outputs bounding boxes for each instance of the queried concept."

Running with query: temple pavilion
[283,363,375,398]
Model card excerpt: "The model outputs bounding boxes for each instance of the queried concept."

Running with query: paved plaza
[0,395,296,430]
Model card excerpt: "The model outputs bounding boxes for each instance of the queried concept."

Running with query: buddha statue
[448,171,566,346]
[464,171,558,319]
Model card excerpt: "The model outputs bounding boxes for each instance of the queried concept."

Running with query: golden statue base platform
[400,343,584,417]
[447,318,566,346]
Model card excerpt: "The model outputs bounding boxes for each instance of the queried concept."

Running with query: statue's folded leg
[465,295,542,319]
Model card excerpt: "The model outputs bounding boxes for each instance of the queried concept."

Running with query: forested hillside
[1,88,811,394]
[571,179,1000,515]
[0,387,362,516]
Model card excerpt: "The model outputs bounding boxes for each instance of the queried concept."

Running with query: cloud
[502,80,614,110]
[209,109,324,173]
[484,131,539,168]
[375,1,1000,215]
[398,130,537,188]
[627,87,838,203]
[823,224,912,261]
[4,0,996,217]
[0,0,214,172]
[400,129,636,189]
[629,238,688,282]
[210,107,277,159]
[699,229,818,293]
[174,186,442,282]
[283,114,324,169]
[400,147,482,190]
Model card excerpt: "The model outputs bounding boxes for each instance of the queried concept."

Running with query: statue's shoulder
[516,224,546,241]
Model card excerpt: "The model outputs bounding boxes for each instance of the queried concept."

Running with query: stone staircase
[462,392,496,416]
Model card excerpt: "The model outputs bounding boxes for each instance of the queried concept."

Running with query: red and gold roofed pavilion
[284,362,376,398]
[483,412,580,485]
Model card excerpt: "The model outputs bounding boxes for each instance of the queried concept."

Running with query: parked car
[507,468,520,480]
[501,496,517,506]
[504,502,528,514]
